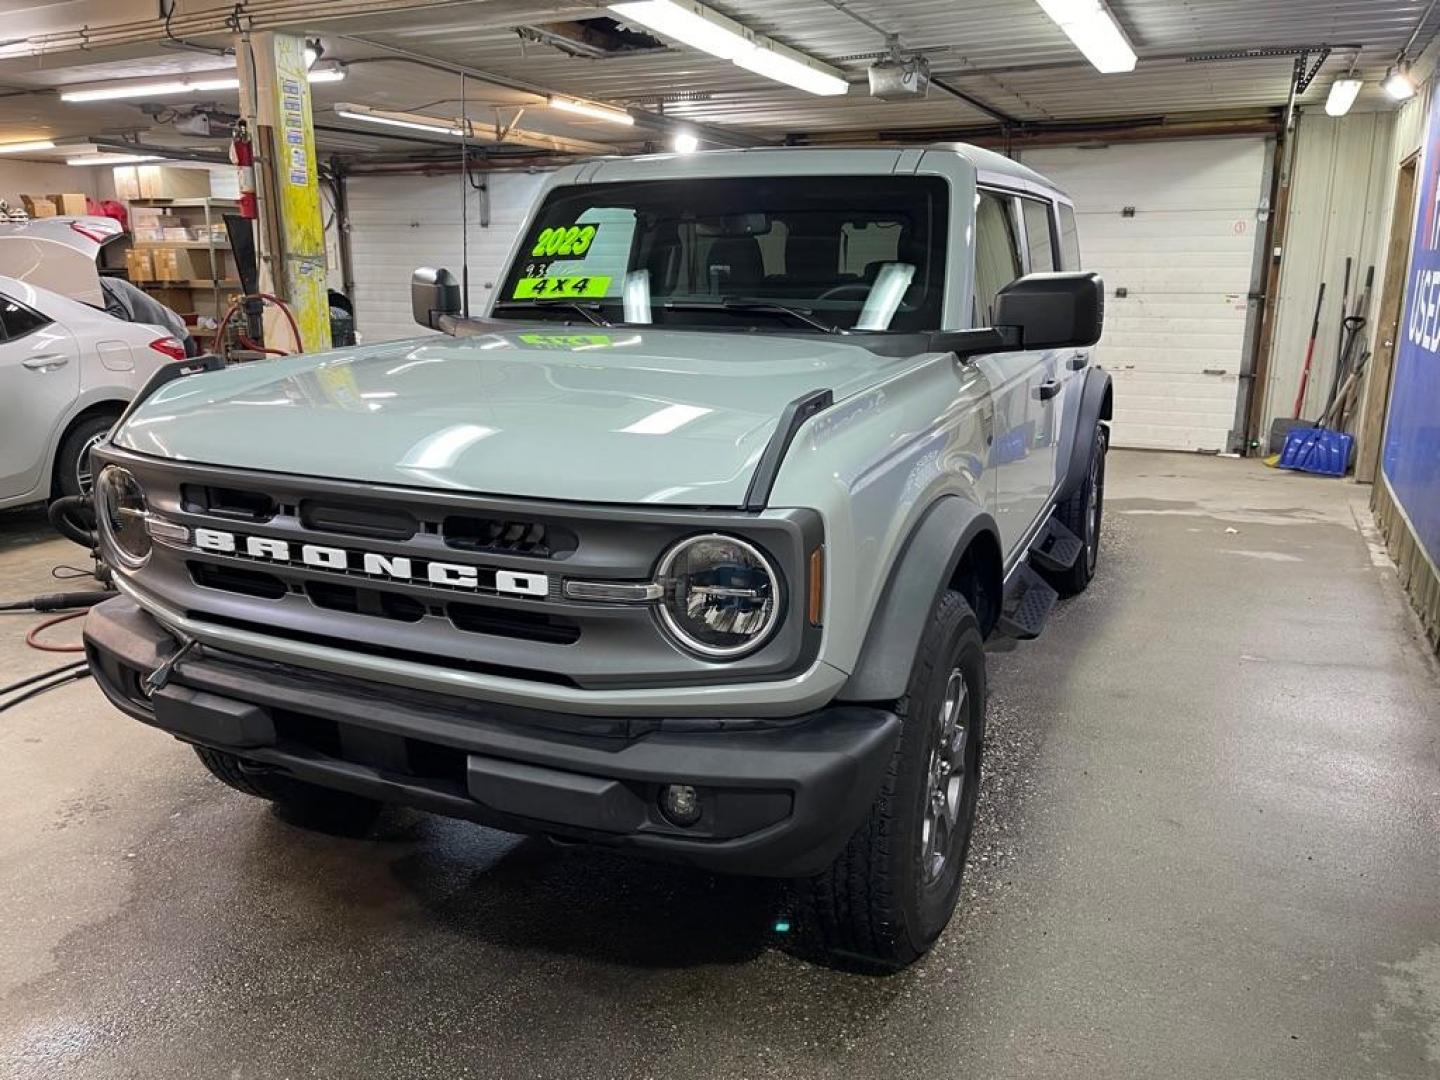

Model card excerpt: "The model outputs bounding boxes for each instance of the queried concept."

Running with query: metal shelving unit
[125,196,239,338]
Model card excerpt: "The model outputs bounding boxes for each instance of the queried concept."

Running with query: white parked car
[0,275,186,508]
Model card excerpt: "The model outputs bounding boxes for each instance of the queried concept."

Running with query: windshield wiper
[494,300,613,327]
[660,299,841,334]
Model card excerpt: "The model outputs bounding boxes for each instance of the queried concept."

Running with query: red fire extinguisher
[231,120,257,220]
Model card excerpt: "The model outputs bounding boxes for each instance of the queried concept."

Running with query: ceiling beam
[340,34,770,149]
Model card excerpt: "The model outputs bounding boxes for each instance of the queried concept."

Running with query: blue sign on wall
[1385,79,1440,566]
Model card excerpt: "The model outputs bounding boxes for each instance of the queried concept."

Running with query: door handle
[22,354,68,371]
[1067,352,1088,371]
[1036,378,1062,401]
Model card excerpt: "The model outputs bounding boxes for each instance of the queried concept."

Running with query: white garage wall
[1020,139,1270,453]
[345,169,551,344]
[0,160,100,209]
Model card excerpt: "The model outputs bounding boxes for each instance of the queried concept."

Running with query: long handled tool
[1323,263,1373,421]
[1323,348,1372,430]
[1292,281,1326,419]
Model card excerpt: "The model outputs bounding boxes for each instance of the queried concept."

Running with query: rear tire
[193,745,383,835]
[55,411,120,499]
[1047,423,1107,597]
[799,590,986,971]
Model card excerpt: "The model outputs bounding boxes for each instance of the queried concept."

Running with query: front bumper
[84,598,899,877]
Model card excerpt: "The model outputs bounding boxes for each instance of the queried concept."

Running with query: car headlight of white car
[657,533,781,658]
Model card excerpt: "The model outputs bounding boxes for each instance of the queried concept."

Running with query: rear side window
[1058,203,1081,270]
[0,295,51,341]
[973,191,1022,326]
[1021,199,1057,273]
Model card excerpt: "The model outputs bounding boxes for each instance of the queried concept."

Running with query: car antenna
[459,70,471,319]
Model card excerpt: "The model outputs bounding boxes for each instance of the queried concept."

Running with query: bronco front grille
[101,448,821,691]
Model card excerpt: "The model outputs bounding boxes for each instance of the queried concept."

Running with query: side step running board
[997,563,1059,640]
[1028,516,1084,575]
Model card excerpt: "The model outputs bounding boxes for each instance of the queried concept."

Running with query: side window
[1058,203,1081,270]
[1021,199,1057,273]
[973,191,1023,326]
[0,296,50,341]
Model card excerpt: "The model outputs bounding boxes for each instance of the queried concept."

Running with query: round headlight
[657,534,781,658]
[96,465,152,569]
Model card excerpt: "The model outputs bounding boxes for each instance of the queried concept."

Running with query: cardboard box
[47,193,88,215]
[20,195,56,218]
[113,166,141,202]
[150,246,226,281]
[125,248,154,282]
[137,166,211,199]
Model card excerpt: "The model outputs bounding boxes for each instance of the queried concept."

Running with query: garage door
[347,171,550,344]
[1021,139,1269,452]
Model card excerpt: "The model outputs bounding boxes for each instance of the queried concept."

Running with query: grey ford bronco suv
[84,144,1111,970]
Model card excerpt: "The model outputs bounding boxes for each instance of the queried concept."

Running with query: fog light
[659,783,702,827]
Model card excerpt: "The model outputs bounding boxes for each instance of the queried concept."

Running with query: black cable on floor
[0,660,90,697]
[0,668,91,715]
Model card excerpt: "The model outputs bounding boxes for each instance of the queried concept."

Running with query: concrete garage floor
[1,450,1437,1080]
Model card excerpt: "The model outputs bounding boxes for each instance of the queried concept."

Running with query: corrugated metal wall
[346,170,550,344]
[1260,110,1396,435]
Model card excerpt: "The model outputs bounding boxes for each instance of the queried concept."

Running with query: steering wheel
[814,283,873,302]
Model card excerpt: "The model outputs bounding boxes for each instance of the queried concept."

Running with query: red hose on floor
[25,610,88,653]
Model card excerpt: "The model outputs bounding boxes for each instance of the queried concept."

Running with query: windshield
[495,175,949,334]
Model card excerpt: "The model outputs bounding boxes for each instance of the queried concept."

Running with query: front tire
[800,590,986,971]
[193,745,384,835]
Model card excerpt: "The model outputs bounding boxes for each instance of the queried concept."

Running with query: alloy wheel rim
[75,433,105,493]
[921,667,968,885]
[1086,449,1102,566]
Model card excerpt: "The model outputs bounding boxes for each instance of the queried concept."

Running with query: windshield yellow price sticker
[513,275,611,300]
[531,224,598,257]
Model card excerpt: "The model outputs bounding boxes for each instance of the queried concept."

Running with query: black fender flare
[838,496,1002,703]
[1056,366,1113,503]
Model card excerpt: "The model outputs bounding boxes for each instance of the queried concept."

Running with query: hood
[0,216,123,307]
[115,325,923,506]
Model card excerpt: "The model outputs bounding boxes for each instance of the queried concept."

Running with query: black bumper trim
[84,597,899,876]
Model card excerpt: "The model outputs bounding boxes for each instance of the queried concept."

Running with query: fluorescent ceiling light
[306,65,346,85]
[1034,0,1136,74]
[335,103,468,138]
[609,0,848,95]
[549,96,635,125]
[63,78,236,101]
[0,139,56,154]
[67,153,161,165]
[62,68,342,102]
[1325,77,1363,117]
[671,129,700,153]
[1384,65,1418,101]
[733,42,848,95]
[610,1,752,60]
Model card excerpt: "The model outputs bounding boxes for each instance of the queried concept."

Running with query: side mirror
[411,267,461,330]
[995,271,1104,350]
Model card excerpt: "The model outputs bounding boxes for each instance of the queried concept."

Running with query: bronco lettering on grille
[190,527,549,597]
